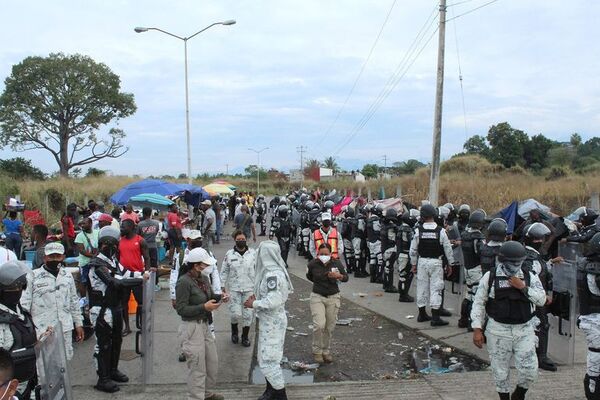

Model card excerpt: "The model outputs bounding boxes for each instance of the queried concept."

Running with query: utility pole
[225,164,229,176]
[382,155,387,172]
[297,146,307,187]
[428,0,447,206]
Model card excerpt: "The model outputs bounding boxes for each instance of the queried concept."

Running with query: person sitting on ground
[307,243,348,365]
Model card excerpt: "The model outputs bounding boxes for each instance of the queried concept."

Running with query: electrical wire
[315,0,398,148]
[332,9,440,156]
[446,0,500,22]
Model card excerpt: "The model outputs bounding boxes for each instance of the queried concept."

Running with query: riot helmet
[497,241,527,276]
[384,208,398,221]
[420,204,437,219]
[278,205,289,218]
[468,210,486,229]
[345,207,355,218]
[487,219,508,241]
[589,232,600,255]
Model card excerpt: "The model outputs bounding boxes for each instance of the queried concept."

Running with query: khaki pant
[310,292,341,355]
[179,320,218,400]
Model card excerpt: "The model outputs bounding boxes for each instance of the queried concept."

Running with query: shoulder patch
[266,276,278,291]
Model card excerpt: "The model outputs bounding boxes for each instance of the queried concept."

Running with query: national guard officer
[471,241,547,400]
[244,241,293,400]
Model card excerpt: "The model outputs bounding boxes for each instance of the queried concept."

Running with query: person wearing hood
[244,241,293,400]
[20,242,84,361]
[175,247,227,400]
[471,241,547,400]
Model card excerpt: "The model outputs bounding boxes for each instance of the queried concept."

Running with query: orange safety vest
[313,228,339,259]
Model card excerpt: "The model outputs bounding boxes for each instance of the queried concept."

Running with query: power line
[446,0,500,22]
[315,0,398,148]
[333,11,440,156]
[296,146,307,185]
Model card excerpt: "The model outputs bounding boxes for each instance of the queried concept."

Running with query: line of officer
[397,210,418,303]
[351,207,369,278]
[366,204,383,283]
[380,208,400,293]
[577,232,600,400]
[471,241,547,400]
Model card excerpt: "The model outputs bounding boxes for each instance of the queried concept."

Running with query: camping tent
[110,179,184,205]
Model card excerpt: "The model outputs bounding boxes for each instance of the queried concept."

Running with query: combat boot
[538,356,557,372]
[272,388,288,400]
[241,326,251,347]
[257,379,273,400]
[430,309,449,327]
[498,393,510,400]
[438,290,452,317]
[94,378,120,393]
[398,293,414,302]
[231,324,239,344]
[458,299,471,329]
[417,307,431,322]
[510,386,527,400]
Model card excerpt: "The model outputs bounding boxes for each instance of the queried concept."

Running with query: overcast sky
[0,1,598,176]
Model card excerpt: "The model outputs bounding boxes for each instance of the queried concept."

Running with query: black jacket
[306,258,348,297]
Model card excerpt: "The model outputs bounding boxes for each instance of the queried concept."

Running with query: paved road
[70,221,588,399]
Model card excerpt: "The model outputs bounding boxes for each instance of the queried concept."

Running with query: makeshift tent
[212,180,237,190]
[332,196,354,216]
[178,184,210,207]
[110,179,184,206]
[129,193,175,211]
[23,210,45,227]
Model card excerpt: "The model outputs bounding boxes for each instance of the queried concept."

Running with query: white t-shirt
[0,247,18,262]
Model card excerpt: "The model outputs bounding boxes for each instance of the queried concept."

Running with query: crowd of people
[0,191,598,400]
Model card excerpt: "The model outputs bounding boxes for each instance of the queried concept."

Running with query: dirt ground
[274,275,488,383]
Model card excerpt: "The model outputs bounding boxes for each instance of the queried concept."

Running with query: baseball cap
[186,248,216,265]
[321,212,332,221]
[98,213,113,223]
[201,200,212,206]
[45,242,65,256]
[182,229,202,240]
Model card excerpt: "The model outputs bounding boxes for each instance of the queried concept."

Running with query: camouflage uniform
[21,265,82,360]
[471,266,546,394]
[221,247,256,327]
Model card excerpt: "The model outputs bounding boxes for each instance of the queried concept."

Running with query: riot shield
[547,242,582,365]
[35,322,73,400]
[135,272,155,385]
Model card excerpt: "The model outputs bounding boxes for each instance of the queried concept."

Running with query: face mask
[318,255,331,264]
[530,242,543,251]
[201,265,214,277]
[0,290,22,307]
[236,240,247,249]
[46,260,61,270]
[501,260,522,276]
[101,245,117,259]
[322,221,331,228]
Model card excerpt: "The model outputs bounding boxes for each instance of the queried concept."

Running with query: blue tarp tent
[178,184,210,207]
[110,179,184,206]
[498,201,519,234]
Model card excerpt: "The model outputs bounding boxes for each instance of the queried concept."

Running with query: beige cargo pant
[179,320,219,400]
[310,292,341,356]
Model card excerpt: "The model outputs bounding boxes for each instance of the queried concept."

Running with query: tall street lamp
[248,147,269,195]
[134,20,236,184]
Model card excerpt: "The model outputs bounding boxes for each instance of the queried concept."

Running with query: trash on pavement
[290,361,320,371]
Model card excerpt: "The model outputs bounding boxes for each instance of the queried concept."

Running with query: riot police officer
[353,206,369,278]
[87,227,149,393]
[472,241,547,400]
[480,219,508,275]
[522,222,557,372]
[299,201,313,258]
[577,232,600,400]
[366,204,383,283]
[457,210,485,331]
[568,208,600,247]
[340,207,356,274]
[380,208,399,293]
[270,205,293,266]
[397,211,417,302]
[256,195,268,236]
[0,261,37,399]
[456,204,471,234]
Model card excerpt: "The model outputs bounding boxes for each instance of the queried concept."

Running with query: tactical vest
[524,248,550,291]
[417,225,443,258]
[397,225,413,254]
[314,228,339,259]
[0,307,37,381]
[366,216,381,243]
[485,270,533,324]
[308,211,321,230]
[480,244,500,274]
[276,218,292,241]
[461,230,483,270]
[578,259,600,316]
[341,217,354,239]
[381,222,397,250]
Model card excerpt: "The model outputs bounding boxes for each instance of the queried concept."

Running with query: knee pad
[585,374,600,399]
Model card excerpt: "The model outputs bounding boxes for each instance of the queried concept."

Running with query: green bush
[546,166,569,181]
[0,175,19,203]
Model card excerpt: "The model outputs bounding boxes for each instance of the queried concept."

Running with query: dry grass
[4,155,599,225]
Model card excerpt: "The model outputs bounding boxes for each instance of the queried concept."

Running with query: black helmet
[0,261,29,290]
[278,205,289,218]
[385,208,398,220]
[420,204,437,219]
[324,200,334,210]
[272,197,280,205]
[524,222,551,241]
[300,194,309,203]
[374,203,385,216]
[581,208,599,226]
[498,241,527,263]
[305,201,314,211]
[487,219,508,241]
[468,210,486,228]
[345,207,355,218]
[590,232,600,255]
[363,204,373,214]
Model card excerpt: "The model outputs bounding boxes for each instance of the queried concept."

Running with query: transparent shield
[35,322,73,400]
[142,271,155,384]
[547,246,580,365]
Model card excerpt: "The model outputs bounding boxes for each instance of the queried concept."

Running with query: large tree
[0,53,136,177]
[486,122,529,168]
[0,157,45,180]
[463,135,490,157]
[361,163,380,178]
[321,156,340,174]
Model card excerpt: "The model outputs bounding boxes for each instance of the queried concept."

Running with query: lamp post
[248,147,269,194]
[134,20,236,184]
